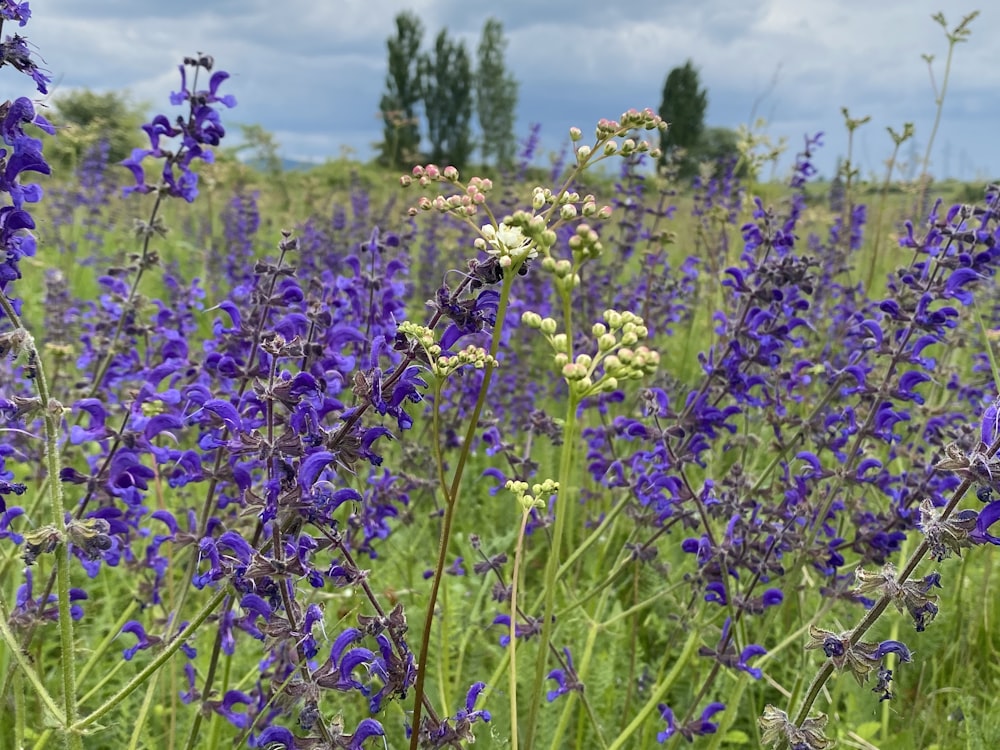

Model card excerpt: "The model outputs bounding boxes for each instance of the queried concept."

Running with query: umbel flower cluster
[3,2,1000,749]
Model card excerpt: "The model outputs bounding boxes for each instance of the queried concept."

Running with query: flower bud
[522,311,542,328]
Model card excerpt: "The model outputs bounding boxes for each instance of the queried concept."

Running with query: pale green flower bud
[560,204,578,220]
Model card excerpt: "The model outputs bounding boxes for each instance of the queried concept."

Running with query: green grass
[6,151,1000,750]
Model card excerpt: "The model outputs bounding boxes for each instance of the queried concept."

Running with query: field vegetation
[2,4,1000,750]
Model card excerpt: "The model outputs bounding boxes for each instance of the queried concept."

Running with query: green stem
[509,507,532,750]
[607,628,701,750]
[128,671,161,750]
[14,670,25,749]
[0,293,78,750]
[704,673,750,750]
[550,593,609,750]
[408,269,516,749]
[865,132,907,292]
[0,593,65,725]
[793,470,974,725]
[72,587,228,732]
[76,600,140,687]
[525,390,579,747]
[915,13,977,214]
[554,488,630,581]
[84,194,163,399]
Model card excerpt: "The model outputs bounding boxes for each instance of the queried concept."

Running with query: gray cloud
[8,0,996,180]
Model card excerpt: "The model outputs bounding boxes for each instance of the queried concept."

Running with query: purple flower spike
[121,54,235,202]
[982,396,1000,448]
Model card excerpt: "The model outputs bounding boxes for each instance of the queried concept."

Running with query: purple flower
[0,96,53,291]
[546,648,581,702]
[121,55,235,202]
[982,396,1000,447]
[419,682,492,747]
[971,501,1000,545]
[0,18,52,93]
[657,701,726,743]
[121,620,161,661]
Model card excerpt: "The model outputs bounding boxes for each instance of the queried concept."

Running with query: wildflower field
[4,4,1000,750]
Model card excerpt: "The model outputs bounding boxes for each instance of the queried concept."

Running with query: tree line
[44,16,732,179]
[376,13,738,178]
[377,13,518,171]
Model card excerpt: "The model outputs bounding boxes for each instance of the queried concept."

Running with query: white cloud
[6,0,997,180]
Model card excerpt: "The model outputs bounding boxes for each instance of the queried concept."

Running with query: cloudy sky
[7,0,995,181]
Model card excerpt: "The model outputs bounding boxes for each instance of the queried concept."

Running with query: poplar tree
[420,29,473,169]
[377,12,424,168]
[657,60,708,175]
[475,18,518,168]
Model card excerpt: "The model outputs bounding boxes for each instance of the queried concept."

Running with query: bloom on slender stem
[121,54,236,203]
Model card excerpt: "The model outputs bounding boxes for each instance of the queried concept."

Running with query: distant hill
[242,157,322,172]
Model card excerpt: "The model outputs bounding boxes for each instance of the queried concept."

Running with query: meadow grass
[4,6,1000,750]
